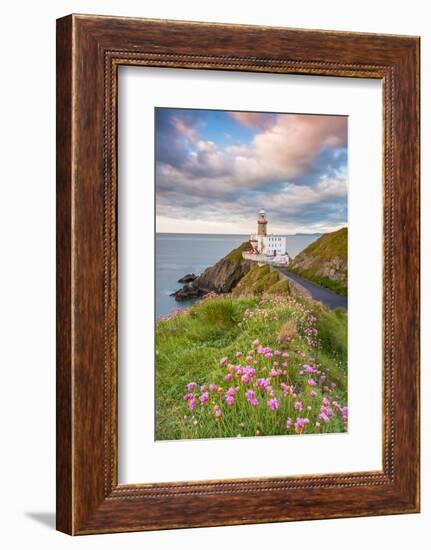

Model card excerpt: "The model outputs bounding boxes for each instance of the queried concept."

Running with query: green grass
[288,227,348,296]
[155,293,348,440]
[265,278,291,296]
[232,264,280,296]
[224,240,252,263]
[303,227,347,261]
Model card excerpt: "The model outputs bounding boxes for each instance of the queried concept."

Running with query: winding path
[276,268,347,311]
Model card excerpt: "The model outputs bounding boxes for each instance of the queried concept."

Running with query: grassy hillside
[289,227,348,296]
[155,293,348,441]
[224,240,253,263]
[232,264,287,297]
[304,227,347,261]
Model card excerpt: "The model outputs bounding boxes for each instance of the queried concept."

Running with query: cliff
[288,227,348,296]
[173,241,253,301]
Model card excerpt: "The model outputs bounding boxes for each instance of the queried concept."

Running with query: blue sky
[155,108,348,235]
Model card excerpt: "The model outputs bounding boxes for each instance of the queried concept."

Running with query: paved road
[277,268,347,311]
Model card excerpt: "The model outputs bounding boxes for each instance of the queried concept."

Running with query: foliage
[302,227,347,261]
[232,264,280,296]
[155,293,347,440]
[224,241,252,263]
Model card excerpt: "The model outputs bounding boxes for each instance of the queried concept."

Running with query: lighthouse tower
[256,209,267,252]
[257,209,267,236]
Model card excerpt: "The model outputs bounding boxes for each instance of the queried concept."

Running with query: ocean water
[156,233,320,318]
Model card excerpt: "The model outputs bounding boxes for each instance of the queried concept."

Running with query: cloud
[159,112,347,190]
[155,109,348,233]
[228,111,275,130]
[227,114,347,185]
[171,116,198,141]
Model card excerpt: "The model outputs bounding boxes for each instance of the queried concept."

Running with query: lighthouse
[248,210,290,263]
[257,209,268,236]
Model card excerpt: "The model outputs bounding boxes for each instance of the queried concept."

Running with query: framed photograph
[56,14,420,534]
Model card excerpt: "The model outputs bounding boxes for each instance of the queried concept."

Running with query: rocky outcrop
[172,242,253,301]
[178,273,197,283]
[291,254,347,283]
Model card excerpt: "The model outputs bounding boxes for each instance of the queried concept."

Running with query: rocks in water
[178,273,197,283]
[170,282,207,301]
[171,241,252,302]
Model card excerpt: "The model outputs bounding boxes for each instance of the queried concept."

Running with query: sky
[155,108,348,235]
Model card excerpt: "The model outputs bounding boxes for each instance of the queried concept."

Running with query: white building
[249,210,290,258]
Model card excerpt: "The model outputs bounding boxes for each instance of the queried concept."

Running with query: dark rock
[171,241,253,302]
[193,259,251,294]
[171,282,208,301]
[178,273,197,283]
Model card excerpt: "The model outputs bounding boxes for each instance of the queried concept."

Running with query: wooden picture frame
[56,14,420,535]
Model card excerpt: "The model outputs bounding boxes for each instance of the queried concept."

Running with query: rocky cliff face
[289,228,347,295]
[173,241,253,301]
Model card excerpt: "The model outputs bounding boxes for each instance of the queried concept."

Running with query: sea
[156,233,320,318]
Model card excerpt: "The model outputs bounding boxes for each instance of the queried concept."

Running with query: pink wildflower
[236,351,243,358]
[245,389,259,407]
[307,378,317,387]
[269,369,282,377]
[219,357,228,366]
[186,382,197,391]
[224,373,232,382]
[188,398,196,410]
[252,339,260,347]
[209,384,218,392]
[199,392,209,405]
[267,398,279,411]
[282,352,289,358]
[310,390,317,398]
[225,395,235,406]
[183,392,194,401]
[214,405,222,420]
[286,417,292,429]
[294,400,303,412]
[280,383,294,396]
[294,417,310,433]
[303,365,316,374]
[255,378,269,390]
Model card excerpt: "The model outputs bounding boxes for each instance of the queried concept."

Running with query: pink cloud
[229,112,275,131]
[227,114,347,185]
[165,113,347,191]
[171,117,197,141]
